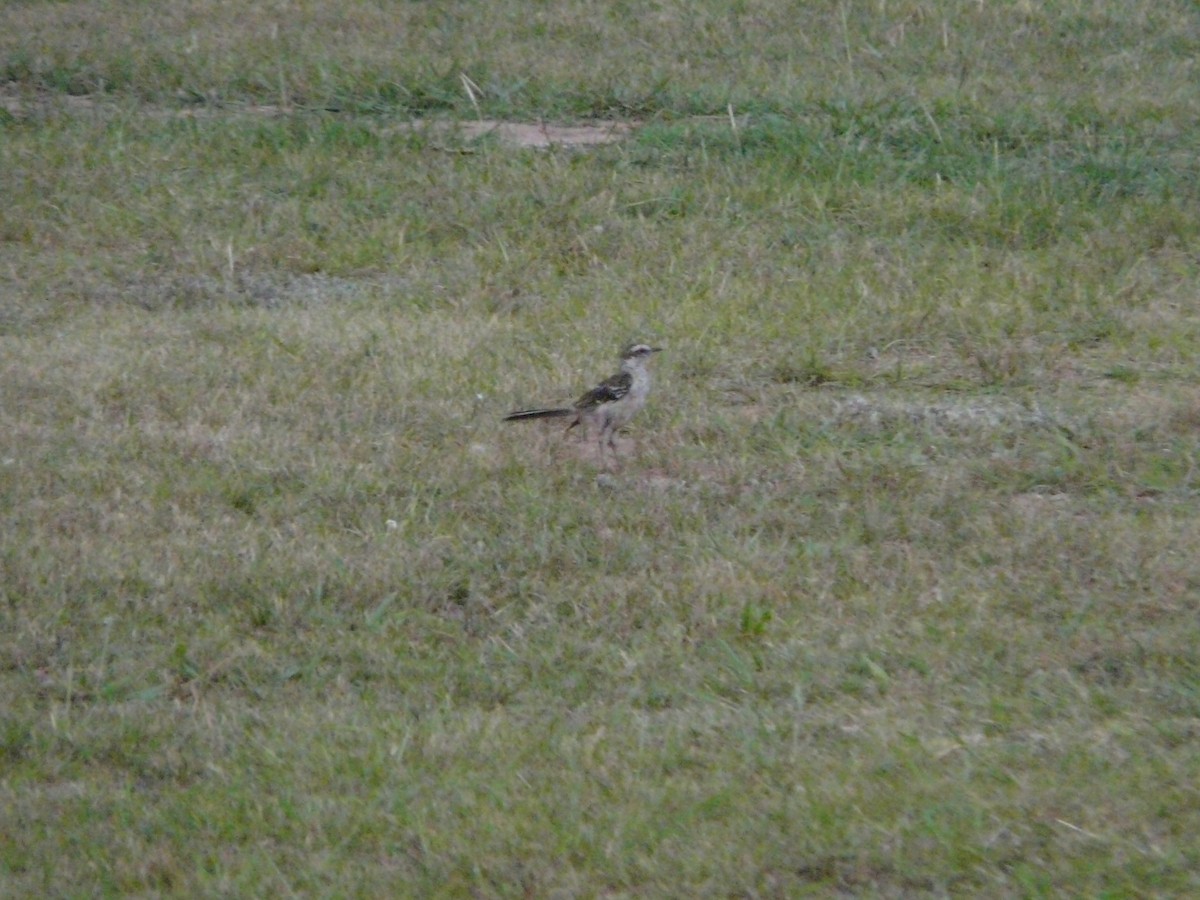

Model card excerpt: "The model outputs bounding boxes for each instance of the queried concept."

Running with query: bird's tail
[503,407,574,422]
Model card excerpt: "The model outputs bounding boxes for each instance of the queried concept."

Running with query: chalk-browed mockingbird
[504,343,662,458]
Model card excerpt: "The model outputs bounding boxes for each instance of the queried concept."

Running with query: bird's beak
[650,347,663,353]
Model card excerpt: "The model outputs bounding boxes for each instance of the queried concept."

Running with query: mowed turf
[2,1,1199,895]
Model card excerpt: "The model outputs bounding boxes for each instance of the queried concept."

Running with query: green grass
[3,0,1200,894]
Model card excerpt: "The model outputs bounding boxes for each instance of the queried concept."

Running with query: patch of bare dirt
[0,86,633,148]
[426,119,633,148]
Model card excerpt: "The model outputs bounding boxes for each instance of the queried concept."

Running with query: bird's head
[621,342,663,362]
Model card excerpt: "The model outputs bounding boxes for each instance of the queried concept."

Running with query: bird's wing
[575,371,631,409]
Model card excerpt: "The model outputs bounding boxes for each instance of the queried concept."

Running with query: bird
[504,343,663,461]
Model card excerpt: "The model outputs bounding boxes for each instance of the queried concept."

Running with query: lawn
[2,1,1199,894]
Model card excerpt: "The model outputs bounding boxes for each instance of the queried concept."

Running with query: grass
[3,0,1200,894]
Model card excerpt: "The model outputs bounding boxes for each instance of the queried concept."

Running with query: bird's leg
[599,424,621,469]
[564,416,588,444]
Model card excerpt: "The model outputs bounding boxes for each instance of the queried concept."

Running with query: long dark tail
[503,407,574,422]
